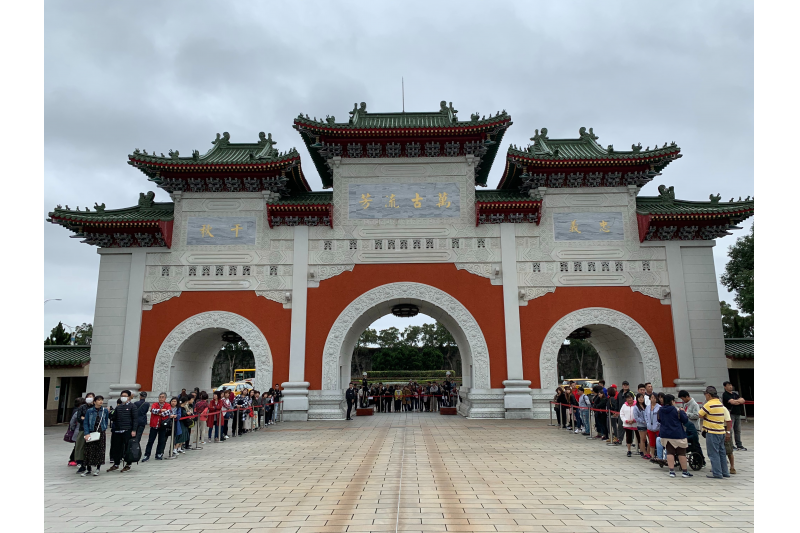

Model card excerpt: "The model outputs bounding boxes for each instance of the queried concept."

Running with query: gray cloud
[45,0,753,337]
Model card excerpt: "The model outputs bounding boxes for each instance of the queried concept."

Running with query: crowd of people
[552,379,749,479]
[65,384,284,476]
[344,379,459,419]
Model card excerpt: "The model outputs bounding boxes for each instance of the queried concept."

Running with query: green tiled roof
[44,345,91,367]
[725,338,753,359]
[294,102,511,130]
[294,101,511,189]
[48,200,174,226]
[267,192,333,205]
[475,190,540,202]
[507,127,681,167]
[128,132,299,167]
[636,194,754,218]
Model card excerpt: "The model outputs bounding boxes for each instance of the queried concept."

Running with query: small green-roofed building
[44,346,91,426]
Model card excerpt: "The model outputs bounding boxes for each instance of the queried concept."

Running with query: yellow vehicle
[215,381,253,396]
[233,368,255,382]
[562,378,600,390]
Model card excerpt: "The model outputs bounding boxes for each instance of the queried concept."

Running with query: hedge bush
[351,370,459,380]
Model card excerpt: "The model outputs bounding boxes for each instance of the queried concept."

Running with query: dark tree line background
[556,339,603,382]
[720,224,754,338]
[351,322,460,375]
[211,341,254,387]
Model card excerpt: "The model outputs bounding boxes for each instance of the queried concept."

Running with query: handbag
[63,428,75,443]
[86,409,103,442]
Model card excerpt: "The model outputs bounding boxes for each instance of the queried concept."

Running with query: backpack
[124,437,142,464]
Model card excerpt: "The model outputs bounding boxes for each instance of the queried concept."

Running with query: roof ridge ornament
[579,126,598,141]
[168,149,179,160]
[138,191,155,208]
[94,202,105,213]
[657,184,675,204]
[212,132,231,146]
[632,143,642,153]
[192,150,199,160]
[709,193,721,205]
[348,102,367,124]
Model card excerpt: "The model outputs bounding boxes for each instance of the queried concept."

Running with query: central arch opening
[313,282,493,420]
[350,309,462,413]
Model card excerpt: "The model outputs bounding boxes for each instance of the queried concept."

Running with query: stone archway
[539,307,663,390]
[308,282,494,419]
[320,282,491,391]
[151,311,273,394]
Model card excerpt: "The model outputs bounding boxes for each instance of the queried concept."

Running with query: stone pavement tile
[132,527,190,532]
[246,528,299,533]
[445,525,498,532]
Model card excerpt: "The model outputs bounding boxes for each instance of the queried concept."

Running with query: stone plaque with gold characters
[186,216,257,245]
[348,183,461,220]
[553,212,624,241]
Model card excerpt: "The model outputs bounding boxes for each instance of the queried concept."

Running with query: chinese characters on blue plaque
[186,216,257,245]
[348,183,460,219]
[553,212,625,241]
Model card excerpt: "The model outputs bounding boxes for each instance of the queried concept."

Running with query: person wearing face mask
[82,395,109,477]
[74,393,95,474]
[107,389,138,472]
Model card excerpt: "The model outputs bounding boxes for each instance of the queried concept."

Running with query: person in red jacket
[142,393,170,461]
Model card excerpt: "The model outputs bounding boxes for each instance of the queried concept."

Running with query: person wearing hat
[698,386,730,479]
[132,391,150,444]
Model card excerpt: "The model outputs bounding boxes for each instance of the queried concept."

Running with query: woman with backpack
[81,395,109,477]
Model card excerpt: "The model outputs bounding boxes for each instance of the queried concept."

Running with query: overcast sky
[44,1,753,339]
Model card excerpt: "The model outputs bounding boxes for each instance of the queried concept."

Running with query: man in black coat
[132,391,150,444]
[108,389,138,472]
[345,383,356,420]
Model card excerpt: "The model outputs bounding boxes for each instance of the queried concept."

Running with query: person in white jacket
[578,388,592,436]
[619,392,639,457]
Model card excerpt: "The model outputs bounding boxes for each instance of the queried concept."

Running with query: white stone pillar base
[503,380,533,419]
[531,390,558,420]
[673,378,707,402]
[465,389,506,419]
[108,383,141,401]
[308,390,346,420]
[281,382,310,421]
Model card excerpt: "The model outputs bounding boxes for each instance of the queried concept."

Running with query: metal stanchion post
[586,408,593,439]
[549,401,554,426]
[606,409,611,441]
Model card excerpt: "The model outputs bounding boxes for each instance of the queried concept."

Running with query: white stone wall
[682,245,729,389]
[85,252,132,396]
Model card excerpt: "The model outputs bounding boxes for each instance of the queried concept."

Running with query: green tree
[352,328,378,376]
[720,301,754,338]
[557,339,602,381]
[45,322,71,345]
[211,341,254,386]
[720,224,754,315]
[75,323,93,345]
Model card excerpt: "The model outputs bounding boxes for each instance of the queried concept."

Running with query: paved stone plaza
[44,415,754,533]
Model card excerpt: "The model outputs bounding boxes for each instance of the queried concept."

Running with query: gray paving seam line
[395,427,407,533]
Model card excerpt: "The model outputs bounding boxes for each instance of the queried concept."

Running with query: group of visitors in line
[346,380,459,419]
[553,379,748,479]
[65,383,283,476]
